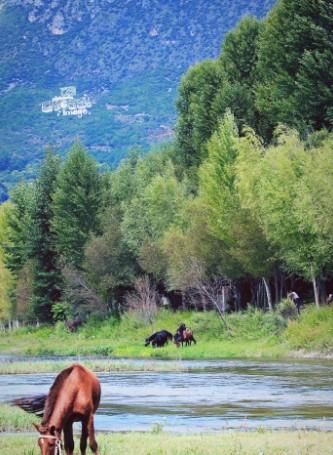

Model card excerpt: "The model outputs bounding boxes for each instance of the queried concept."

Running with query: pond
[1,357,333,432]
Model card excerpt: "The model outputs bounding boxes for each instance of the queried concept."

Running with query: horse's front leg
[64,422,74,455]
[88,414,98,454]
[80,417,89,455]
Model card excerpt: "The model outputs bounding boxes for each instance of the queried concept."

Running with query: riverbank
[0,306,332,365]
[0,430,332,455]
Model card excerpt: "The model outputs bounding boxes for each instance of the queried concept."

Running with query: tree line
[0,0,332,322]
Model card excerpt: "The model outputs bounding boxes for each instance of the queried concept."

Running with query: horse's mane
[42,365,75,424]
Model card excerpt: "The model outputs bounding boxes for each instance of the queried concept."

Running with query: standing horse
[174,323,197,347]
[31,364,100,455]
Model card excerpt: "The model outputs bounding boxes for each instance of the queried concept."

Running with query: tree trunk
[319,276,326,305]
[262,277,273,311]
[279,272,285,302]
[310,266,320,308]
[274,269,279,305]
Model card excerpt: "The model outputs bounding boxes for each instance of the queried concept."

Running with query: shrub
[51,302,71,322]
[276,299,298,320]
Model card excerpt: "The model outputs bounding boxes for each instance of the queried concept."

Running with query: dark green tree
[175,59,222,174]
[30,150,62,322]
[214,16,263,134]
[256,0,333,137]
[175,17,263,178]
[52,143,102,268]
[5,183,35,273]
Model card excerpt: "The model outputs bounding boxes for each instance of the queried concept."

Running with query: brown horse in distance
[32,364,100,455]
[174,324,197,347]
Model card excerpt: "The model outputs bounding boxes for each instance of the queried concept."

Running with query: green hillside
[0,0,275,196]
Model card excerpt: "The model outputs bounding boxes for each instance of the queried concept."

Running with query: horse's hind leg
[80,417,89,455]
[88,415,98,454]
[64,422,74,455]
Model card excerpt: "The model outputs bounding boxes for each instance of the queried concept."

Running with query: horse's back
[62,364,101,415]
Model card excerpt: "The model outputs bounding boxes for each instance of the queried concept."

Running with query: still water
[1,357,333,432]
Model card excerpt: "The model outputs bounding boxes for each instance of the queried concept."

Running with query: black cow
[145,330,173,347]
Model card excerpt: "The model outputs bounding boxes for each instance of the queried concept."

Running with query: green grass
[0,404,38,432]
[0,306,332,363]
[0,431,332,455]
[0,359,188,375]
[285,305,333,352]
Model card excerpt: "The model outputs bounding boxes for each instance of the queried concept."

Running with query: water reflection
[0,357,332,432]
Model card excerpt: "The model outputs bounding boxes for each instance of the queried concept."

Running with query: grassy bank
[0,430,332,455]
[1,403,332,453]
[0,306,332,363]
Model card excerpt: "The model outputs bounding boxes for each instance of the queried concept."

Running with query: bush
[227,307,285,340]
[276,299,298,320]
[51,302,71,322]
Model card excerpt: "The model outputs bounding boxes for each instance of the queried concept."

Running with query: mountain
[0,0,275,195]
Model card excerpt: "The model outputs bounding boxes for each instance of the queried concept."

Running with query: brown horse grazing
[33,364,101,455]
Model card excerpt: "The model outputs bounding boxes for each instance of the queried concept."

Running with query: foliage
[52,143,102,268]
[256,0,333,137]
[237,128,333,305]
[5,183,35,273]
[175,59,222,173]
[2,0,333,322]
[276,299,298,320]
[51,302,71,322]
[0,202,13,319]
[29,150,62,321]
[285,305,333,351]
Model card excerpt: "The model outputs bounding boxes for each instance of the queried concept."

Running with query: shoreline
[0,350,332,375]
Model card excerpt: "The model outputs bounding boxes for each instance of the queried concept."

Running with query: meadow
[0,305,332,373]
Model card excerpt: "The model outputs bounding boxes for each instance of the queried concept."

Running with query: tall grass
[0,404,38,432]
[285,304,333,352]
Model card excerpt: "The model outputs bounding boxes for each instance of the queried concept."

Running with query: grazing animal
[145,330,173,347]
[15,364,101,455]
[174,324,197,347]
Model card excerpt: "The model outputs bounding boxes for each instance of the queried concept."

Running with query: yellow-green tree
[0,202,13,320]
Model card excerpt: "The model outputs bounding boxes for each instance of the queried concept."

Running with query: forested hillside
[0,0,275,197]
[0,0,333,327]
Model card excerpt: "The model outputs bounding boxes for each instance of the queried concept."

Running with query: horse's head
[174,331,181,347]
[33,423,62,455]
[177,323,186,333]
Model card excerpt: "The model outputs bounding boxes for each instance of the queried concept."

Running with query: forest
[0,0,333,324]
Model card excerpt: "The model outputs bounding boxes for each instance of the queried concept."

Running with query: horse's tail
[11,394,47,416]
